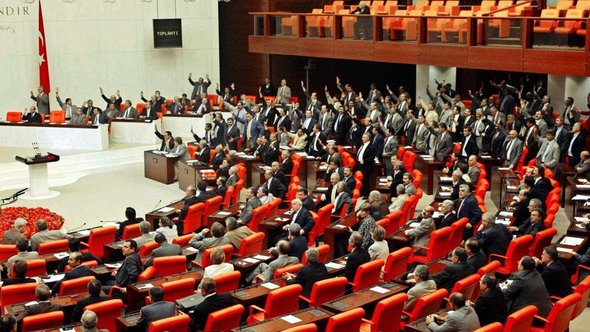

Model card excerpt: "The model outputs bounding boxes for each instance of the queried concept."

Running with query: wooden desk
[386,225,412,252]
[325,255,349,276]
[5,292,88,316]
[231,278,288,306]
[116,311,140,332]
[41,323,83,332]
[374,176,391,194]
[556,163,578,207]
[235,155,259,187]
[303,158,322,189]
[557,234,589,262]
[565,177,590,219]
[414,154,445,195]
[145,200,184,229]
[231,250,275,275]
[322,281,408,313]
[490,167,519,210]
[178,160,216,191]
[208,202,244,227]
[404,309,451,332]
[231,307,332,332]
[103,241,125,263]
[258,211,293,248]
[478,154,504,186]
[144,150,177,184]
[324,214,359,260]
[126,271,203,311]
[567,215,590,237]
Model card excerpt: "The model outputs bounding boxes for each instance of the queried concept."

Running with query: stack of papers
[574,217,590,223]
[315,187,328,191]
[439,192,451,197]
[326,262,345,269]
[261,282,280,290]
[572,195,590,201]
[78,230,91,236]
[281,315,302,324]
[105,263,122,269]
[441,186,452,191]
[370,286,390,294]
[557,247,574,254]
[216,211,231,216]
[560,236,584,246]
[499,211,513,217]
[439,176,453,182]
[243,257,260,264]
[497,167,510,171]
[158,207,174,213]
[54,252,69,259]
[253,255,271,260]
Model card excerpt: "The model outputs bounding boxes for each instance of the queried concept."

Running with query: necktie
[335,114,342,130]
[124,108,129,118]
[457,198,465,215]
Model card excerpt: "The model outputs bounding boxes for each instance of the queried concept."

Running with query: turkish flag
[38,0,50,93]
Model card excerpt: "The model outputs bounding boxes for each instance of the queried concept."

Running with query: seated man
[189,222,231,264]
[474,274,508,326]
[534,245,573,298]
[224,217,254,252]
[137,287,175,332]
[246,240,298,284]
[191,277,236,331]
[3,260,36,286]
[465,238,487,272]
[132,221,156,248]
[237,187,261,225]
[345,232,370,284]
[72,279,112,322]
[404,206,436,252]
[432,247,474,292]
[16,284,62,322]
[57,238,102,272]
[115,207,144,241]
[30,218,72,251]
[80,310,108,332]
[7,237,39,268]
[297,187,317,213]
[286,224,307,261]
[1,218,27,245]
[202,247,234,279]
[405,264,437,312]
[52,252,92,295]
[425,293,480,331]
[144,233,182,267]
[285,248,330,307]
[389,184,408,212]
[102,240,143,296]
[475,212,511,258]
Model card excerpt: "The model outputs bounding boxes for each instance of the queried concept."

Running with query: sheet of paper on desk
[54,252,69,259]
[499,211,513,217]
[370,286,390,294]
[441,186,451,191]
[507,185,517,190]
[243,257,260,264]
[137,283,154,289]
[325,262,345,269]
[78,230,91,236]
[102,222,119,229]
[572,195,590,201]
[379,178,388,183]
[105,263,122,269]
[185,247,198,252]
[217,211,231,216]
[557,247,574,254]
[439,176,453,182]
[315,187,328,191]
[261,282,280,290]
[580,179,590,184]
[574,217,590,223]
[420,155,433,159]
[497,167,510,171]
[577,185,590,189]
[319,165,328,170]
[335,224,348,229]
[44,274,65,283]
[439,192,451,197]
[560,236,584,246]
[253,255,271,260]
[158,207,175,213]
[495,218,510,226]
[409,222,420,228]
[281,315,302,324]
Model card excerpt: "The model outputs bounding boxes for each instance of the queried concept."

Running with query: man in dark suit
[16,284,62,322]
[2,259,36,286]
[144,233,182,267]
[154,125,174,152]
[535,245,572,298]
[432,247,475,291]
[474,274,508,326]
[286,247,330,307]
[225,117,241,150]
[300,109,317,136]
[116,207,144,240]
[176,185,199,232]
[280,151,294,175]
[307,124,328,158]
[356,133,376,197]
[22,106,42,123]
[450,170,467,201]
[502,256,553,318]
[195,180,216,203]
[297,188,317,212]
[259,77,276,99]
[342,166,356,194]
[437,200,457,229]
[271,161,289,187]
[102,240,143,295]
[188,73,211,100]
[278,199,315,244]
[400,113,417,147]
[427,122,454,161]
[566,122,585,167]
[137,286,176,331]
[476,213,511,258]
[332,182,354,218]
[275,108,292,132]
[345,232,370,290]
[333,106,352,145]
[286,223,308,261]
[465,238,487,272]
[460,127,479,162]
[195,139,211,164]
[456,184,483,240]
[260,99,279,129]
[235,112,264,150]
[263,169,287,200]
[191,277,237,330]
[214,177,228,198]
[52,252,92,295]
[72,279,112,322]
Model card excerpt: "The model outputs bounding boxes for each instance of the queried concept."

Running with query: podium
[144,150,177,184]
[15,153,60,200]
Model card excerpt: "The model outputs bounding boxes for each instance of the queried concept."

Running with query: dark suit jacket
[2,277,35,286]
[214,185,228,198]
[195,190,216,203]
[116,217,144,240]
[467,250,488,272]
[16,301,63,321]
[115,253,143,286]
[539,261,573,298]
[288,236,308,261]
[345,247,370,282]
[502,269,553,317]
[474,287,508,326]
[211,152,225,170]
[179,195,199,221]
[23,112,42,123]
[280,158,294,175]
[333,192,354,216]
[302,197,317,212]
[72,295,112,322]
[457,195,482,239]
[476,223,511,257]
[192,293,237,330]
[155,131,174,151]
[288,262,330,297]
[137,301,176,331]
[198,146,211,164]
[450,178,467,201]
[461,135,479,158]
[291,208,316,234]
[52,264,92,294]
[356,143,376,167]
[273,170,288,187]
[266,177,287,199]
[432,261,474,291]
[225,125,241,150]
[438,212,457,229]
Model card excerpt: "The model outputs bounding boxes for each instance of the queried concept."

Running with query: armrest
[108,286,124,296]
[533,315,549,324]
[299,295,311,304]
[550,295,562,302]
[248,304,266,317]
[412,245,429,251]
[489,254,506,262]
[80,241,89,248]
[361,318,374,325]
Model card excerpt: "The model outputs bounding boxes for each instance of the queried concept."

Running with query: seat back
[139,241,159,257]
[475,322,503,332]
[273,263,303,279]
[148,314,191,332]
[302,244,331,264]
[403,194,419,220]
[85,299,125,332]
[572,276,590,319]
[542,293,581,332]
[449,274,480,301]
[266,198,282,219]
[412,227,452,263]
[528,227,557,257]
[316,204,334,237]
[503,305,538,332]
[264,284,302,319]
[497,234,533,274]
[0,245,18,262]
[308,277,348,307]
[412,169,423,188]
[223,185,235,208]
[383,247,413,281]
[232,179,245,205]
[37,239,70,255]
[184,202,204,234]
[212,271,241,293]
[121,223,142,240]
[203,196,223,227]
[325,307,365,332]
[201,245,233,268]
[152,255,187,277]
[204,304,245,332]
[402,151,416,172]
[446,217,469,254]
[87,226,117,258]
[0,283,37,314]
[249,205,269,232]
[18,259,47,278]
[385,210,405,235]
[370,293,408,332]
[283,324,318,332]
[22,311,64,332]
[352,259,385,292]
[59,276,96,296]
[6,112,22,123]
[172,233,194,247]
[408,289,448,322]
[49,110,66,124]
[477,260,502,275]
[238,232,265,257]
[161,277,196,302]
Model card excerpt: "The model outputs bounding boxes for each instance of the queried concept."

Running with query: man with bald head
[576,150,590,180]
[501,130,523,170]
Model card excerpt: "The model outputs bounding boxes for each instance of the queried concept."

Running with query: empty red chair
[265,198,282,219]
[183,202,204,234]
[402,151,416,172]
[401,289,448,328]
[300,277,348,307]
[249,205,269,232]
[530,293,581,332]
[21,311,64,332]
[411,227,453,264]
[0,245,18,262]
[383,247,413,281]
[148,314,190,332]
[37,239,70,255]
[503,305,538,332]
[350,259,384,292]
[273,263,303,279]
[151,255,187,277]
[489,234,534,275]
[161,278,196,302]
[139,241,160,257]
[232,179,245,204]
[247,284,302,323]
[384,210,404,235]
[199,245,234,268]
[6,112,22,123]
[222,185,235,208]
[58,276,96,296]
[172,233,194,247]
[203,196,223,227]
[81,226,116,259]
[284,324,318,332]
[360,293,408,332]
[212,271,241,293]
[445,218,469,255]
[85,299,125,332]
[571,276,590,319]
[0,283,37,314]
[121,223,142,240]
[528,227,557,258]
[325,307,365,332]
[49,110,66,124]
[188,145,197,159]
[235,232,265,257]
[475,322,503,332]
[203,304,245,332]
[447,274,480,304]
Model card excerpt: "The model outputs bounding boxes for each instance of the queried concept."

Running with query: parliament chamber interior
[3,0,590,331]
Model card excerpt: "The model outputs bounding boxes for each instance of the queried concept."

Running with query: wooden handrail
[482,0,536,16]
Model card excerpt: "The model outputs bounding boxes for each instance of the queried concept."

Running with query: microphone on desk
[151,199,163,212]
[12,188,28,198]
[67,222,87,233]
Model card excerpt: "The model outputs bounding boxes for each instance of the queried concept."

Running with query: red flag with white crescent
[38,0,50,93]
